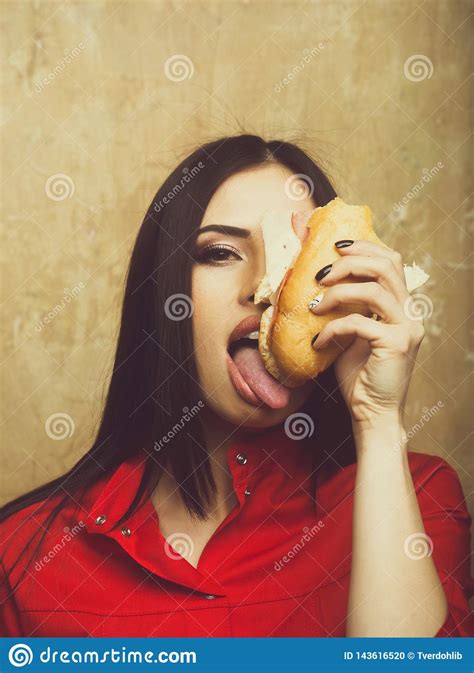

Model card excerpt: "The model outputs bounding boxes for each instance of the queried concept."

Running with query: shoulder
[407,451,469,517]
[407,450,461,483]
[0,496,57,553]
[0,484,96,580]
[318,451,468,518]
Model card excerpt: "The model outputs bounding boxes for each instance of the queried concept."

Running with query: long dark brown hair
[0,134,356,590]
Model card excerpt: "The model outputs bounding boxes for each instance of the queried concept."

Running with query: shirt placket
[84,441,260,624]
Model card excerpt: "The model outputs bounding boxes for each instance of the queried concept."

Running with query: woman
[1,135,472,637]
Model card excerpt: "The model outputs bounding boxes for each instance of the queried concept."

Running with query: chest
[158,515,227,569]
[155,493,240,569]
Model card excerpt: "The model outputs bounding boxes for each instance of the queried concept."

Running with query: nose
[244,267,264,306]
[241,229,266,306]
[245,287,266,311]
[241,284,262,308]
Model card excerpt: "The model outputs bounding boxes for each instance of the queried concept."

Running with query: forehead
[200,164,316,232]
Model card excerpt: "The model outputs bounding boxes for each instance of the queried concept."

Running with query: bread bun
[258,197,386,387]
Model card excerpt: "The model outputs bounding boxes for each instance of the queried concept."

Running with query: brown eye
[195,244,242,265]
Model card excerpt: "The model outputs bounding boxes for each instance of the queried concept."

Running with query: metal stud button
[235,453,248,465]
[204,594,216,600]
[244,488,251,496]
[121,527,131,537]
[95,515,107,525]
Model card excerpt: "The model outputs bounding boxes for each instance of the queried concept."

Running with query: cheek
[192,268,236,343]
[191,269,231,386]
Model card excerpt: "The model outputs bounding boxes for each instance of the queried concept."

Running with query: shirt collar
[84,420,316,535]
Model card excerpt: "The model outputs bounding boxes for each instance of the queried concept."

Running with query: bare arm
[346,416,447,637]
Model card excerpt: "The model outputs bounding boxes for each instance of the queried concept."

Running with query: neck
[197,410,242,516]
[152,409,254,521]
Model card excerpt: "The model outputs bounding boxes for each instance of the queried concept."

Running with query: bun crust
[259,198,386,387]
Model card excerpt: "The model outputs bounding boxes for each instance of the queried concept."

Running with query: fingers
[312,313,386,350]
[319,255,409,303]
[309,242,425,353]
[334,240,405,279]
[313,313,425,353]
[309,281,406,324]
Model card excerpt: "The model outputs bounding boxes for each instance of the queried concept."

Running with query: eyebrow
[194,224,251,239]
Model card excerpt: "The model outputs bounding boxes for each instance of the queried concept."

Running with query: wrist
[352,412,407,454]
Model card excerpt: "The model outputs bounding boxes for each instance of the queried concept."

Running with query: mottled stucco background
[1,0,472,546]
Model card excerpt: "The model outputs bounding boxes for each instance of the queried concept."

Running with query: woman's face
[191,163,316,429]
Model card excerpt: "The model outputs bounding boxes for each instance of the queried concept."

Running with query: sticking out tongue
[232,343,291,409]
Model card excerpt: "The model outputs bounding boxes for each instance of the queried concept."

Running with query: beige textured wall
[1,0,472,525]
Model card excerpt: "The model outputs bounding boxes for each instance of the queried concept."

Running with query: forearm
[346,416,448,637]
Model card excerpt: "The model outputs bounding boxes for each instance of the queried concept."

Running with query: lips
[227,314,262,349]
[226,314,291,409]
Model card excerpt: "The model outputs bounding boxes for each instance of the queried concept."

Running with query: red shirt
[1,425,473,637]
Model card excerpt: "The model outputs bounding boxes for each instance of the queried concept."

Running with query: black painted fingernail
[335,239,353,248]
[311,333,319,347]
[315,264,332,282]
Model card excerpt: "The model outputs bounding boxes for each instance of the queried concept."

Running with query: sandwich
[255,197,429,388]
